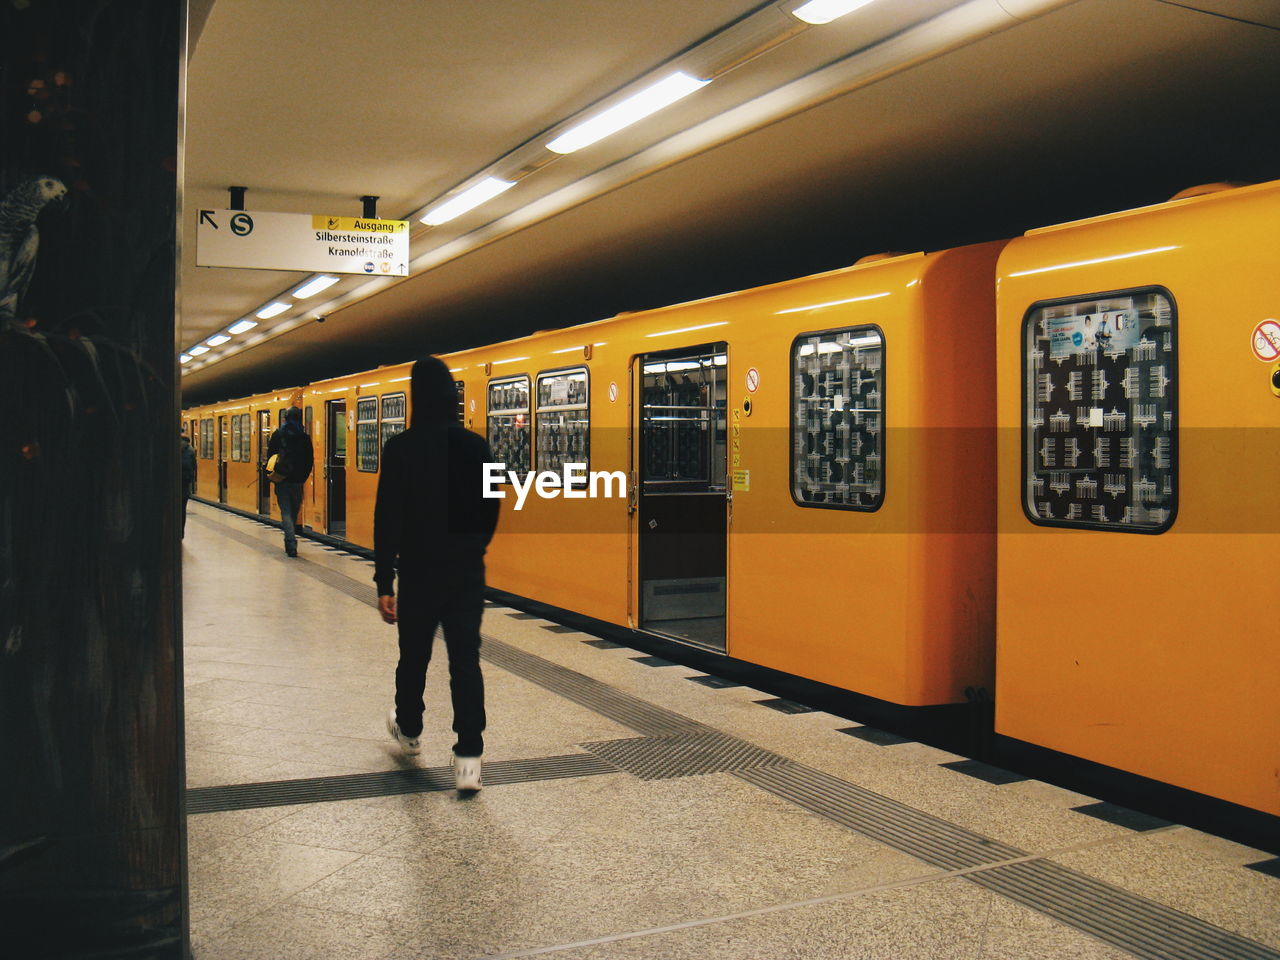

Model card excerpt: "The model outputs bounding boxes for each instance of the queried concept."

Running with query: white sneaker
[386,708,420,755]
[453,754,482,792]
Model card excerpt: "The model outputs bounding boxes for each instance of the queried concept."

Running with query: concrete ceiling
[180,0,1280,404]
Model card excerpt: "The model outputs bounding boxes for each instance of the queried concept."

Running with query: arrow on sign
[199,210,218,229]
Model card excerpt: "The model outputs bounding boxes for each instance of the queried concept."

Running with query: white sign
[196,209,409,276]
[1251,319,1280,362]
[608,381,618,403]
[745,367,759,392]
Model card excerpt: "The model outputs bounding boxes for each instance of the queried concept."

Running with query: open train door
[216,415,229,503]
[630,344,729,652]
[256,409,272,515]
[325,399,347,537]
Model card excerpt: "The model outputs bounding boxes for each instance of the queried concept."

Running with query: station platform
[182,502,1280,960]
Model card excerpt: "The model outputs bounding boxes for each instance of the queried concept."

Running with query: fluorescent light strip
[256,301,289,319]
[188,345,210,356]
[228,319,258,335]
[792,0,878,25]
[1007,246,1178,277]
[293,275,339,299]
[421,177,516,226]
[205,334,231,346]
[547,72,710,155]
[645,321,728,338]
[776,291,891,314]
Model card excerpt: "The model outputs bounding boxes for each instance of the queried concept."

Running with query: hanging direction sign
[196,209,409,276]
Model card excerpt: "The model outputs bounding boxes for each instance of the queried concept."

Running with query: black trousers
[393,572,486,756]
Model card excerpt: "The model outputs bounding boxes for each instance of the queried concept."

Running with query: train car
[186,387,302,522]
[437,239,1007,712]
[994,180,1280,819]
[301,364,413,545]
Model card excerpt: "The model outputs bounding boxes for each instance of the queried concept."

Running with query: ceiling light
[421,177,516,226]
[189,345,210,356]
[293,275,339,299]
[228,319,258,335]
[179,354,192,364]
[256,301,289,319]
[546,72,710,155]
[791,0,878,25]
[205,334,231,346]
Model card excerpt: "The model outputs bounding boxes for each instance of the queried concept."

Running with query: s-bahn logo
[483,463,627,511]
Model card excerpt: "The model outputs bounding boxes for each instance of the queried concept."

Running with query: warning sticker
[732,469,750,491]
[1251,320,1280,362]
[745,367,760,392]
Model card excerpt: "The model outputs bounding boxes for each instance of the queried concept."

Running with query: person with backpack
[266,407,314,557]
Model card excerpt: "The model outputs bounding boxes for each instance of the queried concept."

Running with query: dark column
[1,1,187,958]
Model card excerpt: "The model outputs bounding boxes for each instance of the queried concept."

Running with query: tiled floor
[182,503,1280,960]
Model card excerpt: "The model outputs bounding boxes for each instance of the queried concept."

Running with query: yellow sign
[732,469,750,491]
[310,215,409,233]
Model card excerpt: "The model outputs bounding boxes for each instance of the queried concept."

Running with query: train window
[304,405,313,436]
[791,326,884,510]
[488,375,530,476]
[355,396,379,472]
[641,351,727,489]
[381,392,406,448]
[231,414,243,462]
[199,419,213,459]
[535,367,589,472]
[1022,287,1176,532]
[455,380,465,423]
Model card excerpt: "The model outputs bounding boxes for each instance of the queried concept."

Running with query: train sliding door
[633,344,728,651]
[216,415,229,503]
[326,400,347,537]
[256,410,272,515]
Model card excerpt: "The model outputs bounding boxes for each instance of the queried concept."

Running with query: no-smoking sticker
[608,381,619,403]
[1251,320,1280,362]
[745,367,760,393]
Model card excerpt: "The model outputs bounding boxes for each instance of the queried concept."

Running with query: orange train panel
[440,241,1004,707]
[994,180,1280,816]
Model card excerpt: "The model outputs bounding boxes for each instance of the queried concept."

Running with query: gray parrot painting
[0,176,69,325]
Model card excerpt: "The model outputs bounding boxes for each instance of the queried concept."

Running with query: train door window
[488,375,530,475]
[380,392,406,448]
[304,405,313,436]
[1023,288,1176,532]
[355,397,379,472]
[791,326,884,510]
[231,413,243,462]
[237,413,252,462]
[535,368,589,472]
[199,419,213,459]
[641,351,728,489]
[455,380,465,423]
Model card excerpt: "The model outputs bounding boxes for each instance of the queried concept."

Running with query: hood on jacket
[281,406,304,433]
[411,356,458,425]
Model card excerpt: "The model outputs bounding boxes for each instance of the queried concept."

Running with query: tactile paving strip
[579,733,790,780]
[188,754,617,813]
[738,764,1280,960]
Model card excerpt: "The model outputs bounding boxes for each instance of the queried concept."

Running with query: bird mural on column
[0,176,69,325]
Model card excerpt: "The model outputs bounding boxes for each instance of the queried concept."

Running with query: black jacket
[373,423,499,595]
[180,440,196,489]
[375,356,500,594]
[267,414,314,483]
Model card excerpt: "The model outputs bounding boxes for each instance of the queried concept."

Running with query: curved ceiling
[180,0,1280,404]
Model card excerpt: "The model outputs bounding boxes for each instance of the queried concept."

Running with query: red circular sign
[745,367,759,393]
[1251,320,1280,362]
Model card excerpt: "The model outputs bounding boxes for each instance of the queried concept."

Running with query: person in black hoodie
[266,406,314,557]
[374,356,499,791]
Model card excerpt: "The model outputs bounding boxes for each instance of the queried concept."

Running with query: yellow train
[184,179,1280,840]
